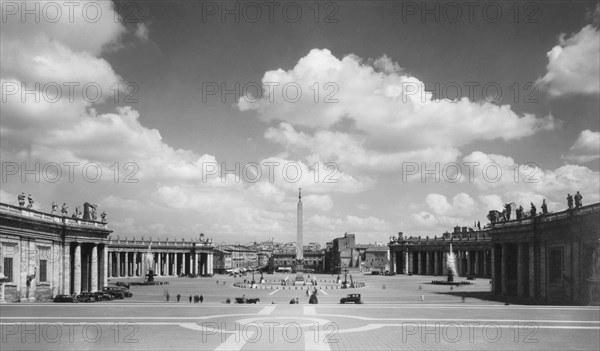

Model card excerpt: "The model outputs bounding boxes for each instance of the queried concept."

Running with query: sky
[1,0,599,245]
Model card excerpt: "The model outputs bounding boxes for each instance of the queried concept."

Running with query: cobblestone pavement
[1,274,598,350]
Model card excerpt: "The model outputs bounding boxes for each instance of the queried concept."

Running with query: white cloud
[241,49,556,155]
[562,129,600,163]
[538,25,600,96]
[135,23,150,41]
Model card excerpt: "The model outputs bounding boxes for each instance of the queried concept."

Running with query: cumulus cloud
[0,2,379,243]
[135,23,150,41]
[538,24,600,96]
[240,48,556,147]
[562,129,600,163]
[240,49,556,174]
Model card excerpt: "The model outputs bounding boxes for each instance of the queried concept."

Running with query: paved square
[1,274,598,350]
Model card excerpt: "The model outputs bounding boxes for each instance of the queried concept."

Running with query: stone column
[116,252,121,277]
[433,252,439,275]
[74,243,82,295]
[91,245,98,292]
[404,251,409,274]
[209,253,213,275]
[529,244,535,299]
[417,252,422,275]
[172,253,176,276]
[483,250,489,276]
[102,246,108,288]
[62,243,71,295]
[124,251,129,277]
[466,251,472,276]
[425,251,431,275]
[133,252,138,277]
[474,251,480,276]
[491,247,496,294]
[441,251,446,275]
[107,251,112,278]
[390,251,396,273]
[194,253,199,275]
[501,244,508,295]
[517,244,525,297]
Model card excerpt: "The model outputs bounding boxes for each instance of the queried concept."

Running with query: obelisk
[295,188,305,283]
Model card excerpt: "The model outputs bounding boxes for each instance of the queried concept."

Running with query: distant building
[268,249,325,272]
[363,246,390,272]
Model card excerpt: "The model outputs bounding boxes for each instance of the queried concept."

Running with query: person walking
[166,293,170,302]
[200,294,204,303]
[189,295,192,303]
[177,294,181,302]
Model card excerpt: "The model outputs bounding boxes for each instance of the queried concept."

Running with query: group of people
[166,293,204,303]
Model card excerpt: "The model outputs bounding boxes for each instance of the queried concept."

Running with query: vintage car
[53,294,77,303]
[235,297,260,304]
[115,282,130,289]
[91,291,114,301]
[102,286,126,299]
[340,293,361,304]
[76,292,96,302]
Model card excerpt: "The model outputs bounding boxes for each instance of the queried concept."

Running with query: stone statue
[51,202,58,215]
[75,206,81,218]
[487,210,505,223]
[101,211,107,223]
[27,194,33,208]
[83,202,97,221]
[61,203,68,216]
[541,199,548,214]
[18,192,26,207]
[504,203,512,220]
[530,202,536,217]
[574,191,583,208]
[516,206,523,220]
[567,194,573,209]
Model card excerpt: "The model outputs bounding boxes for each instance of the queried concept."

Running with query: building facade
[106,237,214,278]
[0,202,111,302]
[269,249,325,272]
[389,228,493,277]
[490,203,600,305]
[389,202,600,305]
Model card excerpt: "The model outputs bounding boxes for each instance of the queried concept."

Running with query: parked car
[115,282,130,289]
[77,292,96,302]
[91,291,114,301]
[340,294,361,304]
[102,286,126,299]
[53,294,77,303]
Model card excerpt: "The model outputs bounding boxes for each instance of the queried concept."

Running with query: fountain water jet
[446,244,459,282]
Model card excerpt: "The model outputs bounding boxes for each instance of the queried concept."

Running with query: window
[549,248,563,284]
[3,257,13,282]
[39,259,48,282]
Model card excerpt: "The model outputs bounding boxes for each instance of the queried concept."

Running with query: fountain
[144,244,156,283]
[430,244,471,286]
[129,243,168,286]
[446,244,458,282]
